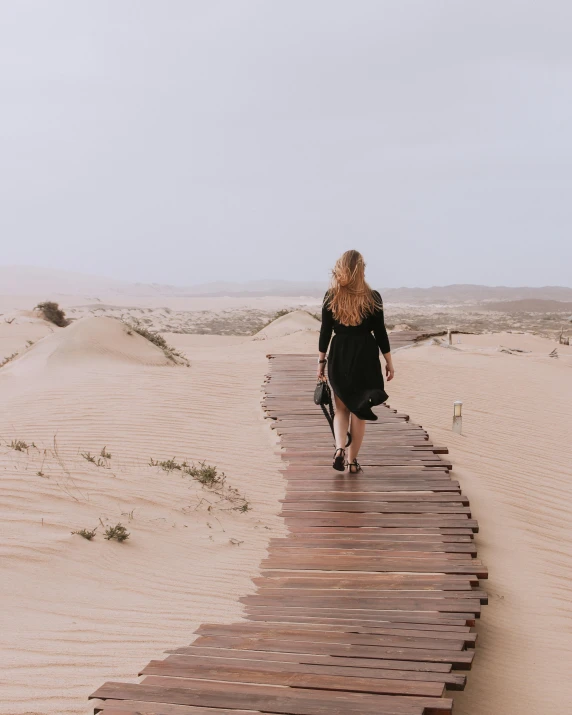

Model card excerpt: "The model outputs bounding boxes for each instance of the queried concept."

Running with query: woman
[318,250,394,473]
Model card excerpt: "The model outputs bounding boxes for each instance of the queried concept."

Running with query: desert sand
[0,312,316,715]
[1,296,571,714]
[389,333,572,714]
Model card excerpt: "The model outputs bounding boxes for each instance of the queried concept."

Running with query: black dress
[319,290,391,421]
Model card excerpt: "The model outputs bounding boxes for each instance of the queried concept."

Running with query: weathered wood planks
[90,348,486,715]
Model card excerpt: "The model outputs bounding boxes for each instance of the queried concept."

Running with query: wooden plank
[229,617,475,637]
[195,624,469,649]
[168,645,456,673]
[152,653,466,689]
[95,703,259,715]
[90,680,436,715]
[192,634,475,668]
[244,607,477,627]
[143,677,453,715]
[195,623,476,646]
[254,574,478,588]
[138,659,446,697]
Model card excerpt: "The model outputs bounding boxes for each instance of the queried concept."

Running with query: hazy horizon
[1,1,571,288]
[2,264,572,299]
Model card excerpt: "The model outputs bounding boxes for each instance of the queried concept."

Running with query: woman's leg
[347,415,366,464]
[333,394,351,451]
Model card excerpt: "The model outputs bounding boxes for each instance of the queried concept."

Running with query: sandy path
[389,334,572,714]
[0,320,315,715]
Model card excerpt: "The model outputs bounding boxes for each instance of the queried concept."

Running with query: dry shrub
[36,301,69,327]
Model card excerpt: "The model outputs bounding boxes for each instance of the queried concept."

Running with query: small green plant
[35,301,69,327]
[10,439,28,452]
[149,456,181,472]
[100,446,111,460]
[104,523,130,542]
[82,451,108,467]
[26,340,35,347]
[185,460,223,487]
[72,527,97,540]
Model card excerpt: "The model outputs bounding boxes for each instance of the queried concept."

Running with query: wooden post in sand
[447,328,452,345]
[453,401,463,434]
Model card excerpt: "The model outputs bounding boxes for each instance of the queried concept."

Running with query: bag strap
[320,389,352,448]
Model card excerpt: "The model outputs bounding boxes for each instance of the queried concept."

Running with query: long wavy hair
[326,250,380,326]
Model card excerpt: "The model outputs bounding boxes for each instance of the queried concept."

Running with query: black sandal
[333,448,346,471]
[348,459,362,474]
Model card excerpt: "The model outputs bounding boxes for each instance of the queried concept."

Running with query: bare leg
[347,414,366,465]
[333,394,350,451]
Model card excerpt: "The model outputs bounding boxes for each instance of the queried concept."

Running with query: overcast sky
[1,1,571,288]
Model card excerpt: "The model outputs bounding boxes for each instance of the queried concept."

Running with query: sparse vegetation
[104,523,130,542]
[0,351,19,368]
[72,527,97,540]
[185,461,223,487]
[10,439,29,452]
[149,456,181,472]
[100,446,111,460]
[124,318,189,366]
[81,450,109,468]
[149,456,250,513]
[35,301,69,327]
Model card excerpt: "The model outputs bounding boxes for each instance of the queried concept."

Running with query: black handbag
[314,379,352,447]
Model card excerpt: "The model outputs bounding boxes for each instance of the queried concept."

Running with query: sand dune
[252,309,321,340]
[2,317,176,377]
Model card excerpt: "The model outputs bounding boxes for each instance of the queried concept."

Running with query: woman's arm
[318,294,333,378]
[372,293,395,381]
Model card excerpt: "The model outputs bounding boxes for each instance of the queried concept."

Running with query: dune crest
[253,310,320,340]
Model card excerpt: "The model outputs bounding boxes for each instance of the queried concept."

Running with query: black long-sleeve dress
[319,290,391,420]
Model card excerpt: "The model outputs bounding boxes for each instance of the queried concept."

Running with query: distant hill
[0,266,327,299]
[478,299,572,313]
[1,267,571,303]
[383,284,572,303]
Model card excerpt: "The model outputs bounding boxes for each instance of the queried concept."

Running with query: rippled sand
[1,317,570,714]
[389,333,572,714]
[0,316,315,714]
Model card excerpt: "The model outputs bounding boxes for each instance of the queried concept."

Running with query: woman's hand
[385,357,395,381]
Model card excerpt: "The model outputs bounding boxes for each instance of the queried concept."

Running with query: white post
[453,401,463,434]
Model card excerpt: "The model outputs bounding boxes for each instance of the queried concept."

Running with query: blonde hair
[326,250,380,326]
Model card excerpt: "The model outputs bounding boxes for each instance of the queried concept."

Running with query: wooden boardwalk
[90,347,487,715]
